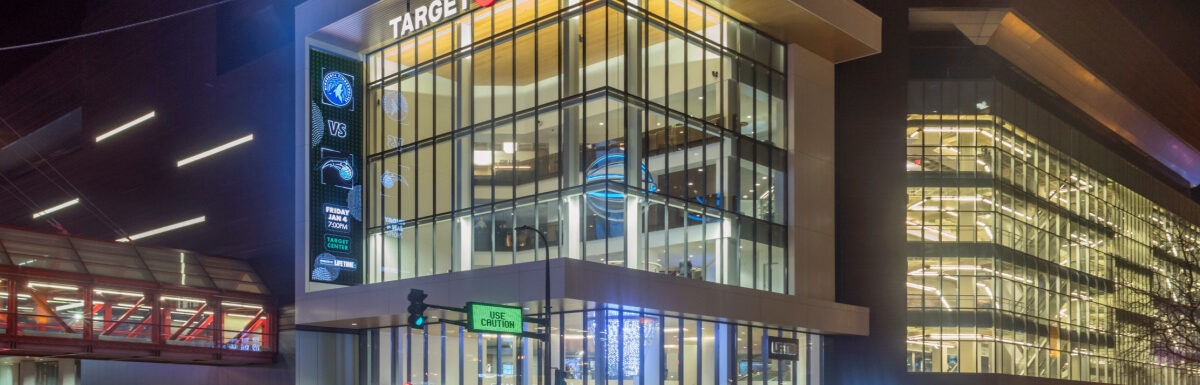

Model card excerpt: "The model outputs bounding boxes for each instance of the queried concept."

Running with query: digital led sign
[309,49,364,285]
[467,302,524,335]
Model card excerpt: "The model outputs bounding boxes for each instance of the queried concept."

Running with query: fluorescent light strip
[28,282,78,291]
[116,216,206,242]
[93,289,144,297]
[95,111,155,143]
[176,134,254,167]
[222,302,262,309]
[31,198,80,219]
[162,296,207,304]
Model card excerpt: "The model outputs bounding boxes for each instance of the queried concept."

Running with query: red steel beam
[167,304,207,341]
[123,315,152,338]
[183,314,214,342]
[26,289,73,334]
[228,310,265,345]
[101,298,145,336]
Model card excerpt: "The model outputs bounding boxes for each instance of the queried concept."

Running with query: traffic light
[407,289,429,329]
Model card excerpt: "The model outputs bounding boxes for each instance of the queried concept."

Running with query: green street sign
[467,302,524,335]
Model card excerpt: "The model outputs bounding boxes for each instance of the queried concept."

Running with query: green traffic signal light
[407,289,429,329]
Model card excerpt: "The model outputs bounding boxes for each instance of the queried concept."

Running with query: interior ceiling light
[31,198,80,219]
[27,282,78,290]
[177,134,254,167]
[95,111,155,143]
[116,216,206,242]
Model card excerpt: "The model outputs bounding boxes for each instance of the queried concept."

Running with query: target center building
[291,0,880,384]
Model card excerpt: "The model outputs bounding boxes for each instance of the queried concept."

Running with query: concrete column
[562,13,582,188]
[58,360,77,385]
[786,44,836,300]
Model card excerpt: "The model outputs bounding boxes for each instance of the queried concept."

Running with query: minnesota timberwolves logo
[322,71,354,108]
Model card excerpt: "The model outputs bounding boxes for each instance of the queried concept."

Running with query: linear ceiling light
[161,295,207,304]
[28,282,78,290]
[95,111,155,143]
[177,134,254,167]
[116,216,206,242]
[31,198,80,219]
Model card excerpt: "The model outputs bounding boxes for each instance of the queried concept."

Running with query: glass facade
[905,79,1198,384]
[361,0,790,293]
[360,307,818,385]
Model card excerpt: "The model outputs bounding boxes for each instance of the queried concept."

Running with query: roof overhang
[297,258,870,336]
[911,4,1200,186]
[706,0,881,63]
[309,0,881,63]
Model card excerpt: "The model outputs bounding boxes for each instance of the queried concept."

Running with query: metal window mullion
[509,22,518,204]
[456,325,464,385]
[440,323,447,385]
[695,320,702,385]
[394,327,405,385]
[582,309,591,385]
[406,326,413,385]
[422,325,430,384]
[376,75,383,283]
[432,26,440,239]
[684,118,695,257]
[658,314,665,385]
[476,328,484,385]
[767,220,773,292]
[676,317,684,385]
[775,329,783,385]
[534,18,543,198]
[415,143,423,276]
[642,99,650,272]
[487,14,497,210]
[638,310,645,385]
[604,1,610,90]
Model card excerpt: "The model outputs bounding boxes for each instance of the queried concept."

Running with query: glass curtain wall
[905,79,1199,384]
[362,0,789,293]
[360,307,816,385]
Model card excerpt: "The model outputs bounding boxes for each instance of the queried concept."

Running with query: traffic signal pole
[516,225,552,385]
[406,224,552,385]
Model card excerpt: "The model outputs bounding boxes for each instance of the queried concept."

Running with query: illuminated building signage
[387,0,495,40]
[321,72,354,108]
[764,336,801,361]
[324,204,351,232]
[324,234,351,252]
[309,49,364,285]
[466,302,524,335]
[327,120,347,138]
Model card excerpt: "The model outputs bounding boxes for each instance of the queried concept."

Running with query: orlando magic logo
[322,71,354,108]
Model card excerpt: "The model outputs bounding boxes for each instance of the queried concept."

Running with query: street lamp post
[516,225,552,385]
